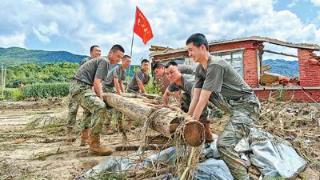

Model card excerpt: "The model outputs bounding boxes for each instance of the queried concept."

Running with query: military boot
[89,134,113,156]
[66,127,76,144]
[80,128,90,146]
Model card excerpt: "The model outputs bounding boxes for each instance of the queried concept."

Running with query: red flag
[133,7,153,44]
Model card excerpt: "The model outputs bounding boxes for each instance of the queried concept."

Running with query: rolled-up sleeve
[194,65,204,88]
[95,60,108,80]
[202,64,224,93]
[136,72,143,82]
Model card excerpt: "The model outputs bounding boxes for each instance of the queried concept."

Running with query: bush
[22,83,70,98]
[145,77,162,95]
[5,62,78,88]
[0,88,24,101]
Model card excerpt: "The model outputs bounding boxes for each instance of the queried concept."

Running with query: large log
[103,93,154,122]
[102,93,204,146]
[103,93,182,137]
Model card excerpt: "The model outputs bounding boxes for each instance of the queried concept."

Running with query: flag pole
[130,6,137,57]
[130,30,134,57]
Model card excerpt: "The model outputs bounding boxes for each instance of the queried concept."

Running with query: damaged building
[150,36,320,102]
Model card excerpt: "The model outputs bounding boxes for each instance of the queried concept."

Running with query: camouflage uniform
[102,64,128,131]
[127,70,150,92]
[194,55,261,179]
[103,65,125,93]
[167,74,208,123]
[216,94,260,180]
[67,57,110,135]
[69,82,106,135]
[67,94,91,128]
[67,57,92,128]
[79,56,92,66]
[154,64,195,95]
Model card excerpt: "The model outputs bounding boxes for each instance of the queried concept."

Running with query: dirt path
[0,102,142,179]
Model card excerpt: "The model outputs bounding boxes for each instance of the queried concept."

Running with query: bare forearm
[138,81,145,93]
[192,90,211,120]
[114,78,121,94]
[162,89,170,106]
[188,88,201,115]
[193,100,207,121]
[119,82,124,93]
[188,98,198,115]
[93,79,103,99]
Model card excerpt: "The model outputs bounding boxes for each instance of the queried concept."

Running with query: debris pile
[1,97,319,179]
[82,95,319,179]
[259,100,320,172]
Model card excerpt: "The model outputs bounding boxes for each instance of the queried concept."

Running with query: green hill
[0,47,87,65]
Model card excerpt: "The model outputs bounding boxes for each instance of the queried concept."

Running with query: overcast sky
[1,0,320,64]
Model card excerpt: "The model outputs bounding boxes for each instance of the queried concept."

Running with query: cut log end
[183,121,205,147]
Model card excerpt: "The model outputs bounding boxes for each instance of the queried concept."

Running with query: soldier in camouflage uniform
[127,59,150,93]
[67,45,101,142]
[153,62,195,94]
[102,55,131,134]
[103,55,131,94]
[79,45,101,66]
[186,33,260,179]
[162,61,213,143]
[153,63,170,94]
[67,44,124,156]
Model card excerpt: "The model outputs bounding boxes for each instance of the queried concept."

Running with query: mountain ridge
[263,59,299,77]
[0,47,87,65]
[0,47,299,77]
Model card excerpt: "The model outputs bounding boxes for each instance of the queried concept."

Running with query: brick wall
[298,49,320,87]
[255,89,320,102]
[243,48,259,87]
[210,41,260,87]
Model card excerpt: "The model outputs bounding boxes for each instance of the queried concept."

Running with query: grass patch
[0,88,24,101]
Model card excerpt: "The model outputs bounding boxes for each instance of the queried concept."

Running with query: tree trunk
[102,93,204,146]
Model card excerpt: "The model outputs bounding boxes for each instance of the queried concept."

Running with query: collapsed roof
[150,36,320,57]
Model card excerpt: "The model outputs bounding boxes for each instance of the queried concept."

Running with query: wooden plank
[263,49,298,58]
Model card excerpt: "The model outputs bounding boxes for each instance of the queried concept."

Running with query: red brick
[298,49,320,86]
[255,89,320,102]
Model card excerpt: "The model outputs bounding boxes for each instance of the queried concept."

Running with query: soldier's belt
[72,79,92,87]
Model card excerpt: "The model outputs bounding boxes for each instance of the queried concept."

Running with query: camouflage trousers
[216,94,261,180]
[67,95,91,128]
[102,86,125,130]
[67,82,106,135]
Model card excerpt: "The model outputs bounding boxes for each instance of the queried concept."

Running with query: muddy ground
[0,99,144,179]
[0,98,319,179]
